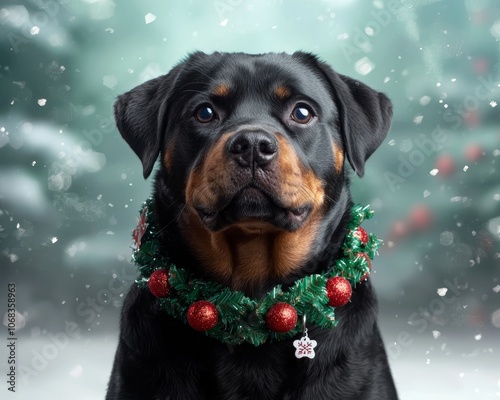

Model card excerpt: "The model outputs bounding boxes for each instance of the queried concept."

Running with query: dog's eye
[291,105,314,124]
[195,106,216,123]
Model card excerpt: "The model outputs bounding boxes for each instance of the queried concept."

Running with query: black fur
[107,52,398,399]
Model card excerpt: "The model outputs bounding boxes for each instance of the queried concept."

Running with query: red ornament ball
[464,111,480,127]
[357,253,373,281]
[148,269,171,298]
[266,302,298,333]
[357,252,372,269]
[391,220,409,239]
[464,144,483,162]
[187,300,219,332]
[435,154,455,177]
[473,58,489,74]
[360,272,370,282]
[409,205,433,231]
[353,227,369,244]
[326,277,352,307]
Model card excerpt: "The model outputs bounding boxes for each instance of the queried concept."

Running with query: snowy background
[1,0,499,399]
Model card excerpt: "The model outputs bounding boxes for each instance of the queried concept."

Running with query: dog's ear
[314,60,393,177]
[114,67,182,179]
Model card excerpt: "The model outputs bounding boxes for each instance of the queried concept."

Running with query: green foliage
[131,199,381,346]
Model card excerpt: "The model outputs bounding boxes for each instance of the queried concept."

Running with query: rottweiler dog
[106,51,398,399]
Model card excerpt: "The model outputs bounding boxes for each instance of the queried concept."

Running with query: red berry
[266,303,298,333]
[464,144,483,162]
[148,269,171,298]
[187,301,219,331]
[326,277,352,307]
[409,205,433,231]
[435,155,455,177]
[353,227,369,244]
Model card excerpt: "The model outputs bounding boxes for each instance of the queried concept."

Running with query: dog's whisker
[324,194,340,207]
[176,204,187,222]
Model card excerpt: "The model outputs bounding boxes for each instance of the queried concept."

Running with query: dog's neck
[179,208,326,293]
[155,184,351,298]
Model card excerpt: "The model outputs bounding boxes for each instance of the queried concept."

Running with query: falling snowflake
[419,95,431,105]
[354,57,375,76]
[491,309,500,328]
[102,75,118,89]
[145,13,156,24]
[69,365,83,378]
[450,303,467,327]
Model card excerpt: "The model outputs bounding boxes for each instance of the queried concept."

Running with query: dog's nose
[227,130,278,168]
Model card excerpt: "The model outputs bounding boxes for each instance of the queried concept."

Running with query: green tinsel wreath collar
[132,198,381,347]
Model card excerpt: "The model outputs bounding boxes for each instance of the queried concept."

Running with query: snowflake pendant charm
[293,335,317,359]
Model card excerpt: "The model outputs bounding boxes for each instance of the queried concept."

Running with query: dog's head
[115,52,392,290]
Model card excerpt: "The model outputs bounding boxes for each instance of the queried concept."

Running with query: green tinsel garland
[132,198,382,346]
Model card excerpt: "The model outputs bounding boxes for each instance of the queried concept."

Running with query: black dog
[106,51,398,399]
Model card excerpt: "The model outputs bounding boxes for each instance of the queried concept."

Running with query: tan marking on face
[181,132,326,293]
[212,83,231,97]
[332,140,344,173]
[185,132,234,211]
[275,135,325,210]
[274,86,292,100]
[162,138,176,172]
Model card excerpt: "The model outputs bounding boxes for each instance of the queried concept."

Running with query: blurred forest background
[0,0,499,398]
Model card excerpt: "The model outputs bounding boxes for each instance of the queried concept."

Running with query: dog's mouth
[195,185,312,232]
[186,129,324,234]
